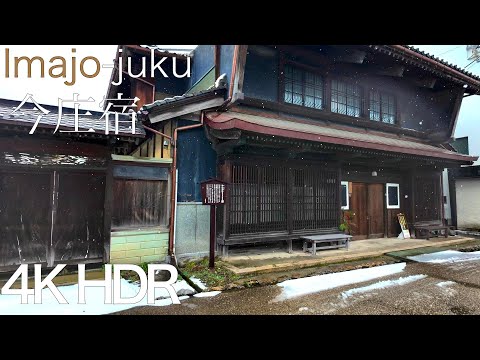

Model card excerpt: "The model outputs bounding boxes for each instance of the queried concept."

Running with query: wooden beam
[215,138,246,155]
[412,77,437,89]
[276,45,331,65]
[214,45,220,80]
[231,45,248,101]
[334,50,366,64]
[103,156,113,264]
[209,128,242,140]
[376,65,405,77]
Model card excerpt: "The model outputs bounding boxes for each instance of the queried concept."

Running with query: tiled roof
[138,45,195,57]
[140,86,227,113]
[371,45,480,89]
[0,98,145,137]
[404,45,480,82]
[206,111,478,164]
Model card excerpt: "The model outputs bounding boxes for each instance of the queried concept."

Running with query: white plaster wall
[456,178,480,229]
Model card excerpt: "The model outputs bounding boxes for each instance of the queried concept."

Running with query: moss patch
[180,257,240,289]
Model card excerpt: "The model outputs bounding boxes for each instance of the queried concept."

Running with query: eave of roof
[206,110,478,164]
[140,87,227,116]
[373,45,480,92]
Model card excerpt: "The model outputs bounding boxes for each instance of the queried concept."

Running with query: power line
[438,45,463,56]
[464,59,477,70]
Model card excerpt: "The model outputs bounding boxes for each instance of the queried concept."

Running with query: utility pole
[467,45,480,62]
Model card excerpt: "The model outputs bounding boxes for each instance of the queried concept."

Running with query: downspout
[168,111,206,263]
[218,45,241,110]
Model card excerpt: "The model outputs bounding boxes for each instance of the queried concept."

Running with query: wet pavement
[115,254,480,315]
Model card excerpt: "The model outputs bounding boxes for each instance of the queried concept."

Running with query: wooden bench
[301,234,352,255]
[413,221,449,240]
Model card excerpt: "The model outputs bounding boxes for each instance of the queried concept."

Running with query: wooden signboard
[200,179,228,268]
[397,213,411,239]
[201,179,227,205]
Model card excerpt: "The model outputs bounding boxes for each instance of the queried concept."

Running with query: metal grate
[229,163,339,236]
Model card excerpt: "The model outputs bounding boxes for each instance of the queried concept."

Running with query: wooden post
[200,178,228,268]
[209,205,216,269]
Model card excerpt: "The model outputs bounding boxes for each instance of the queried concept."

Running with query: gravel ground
[113,257,480,315]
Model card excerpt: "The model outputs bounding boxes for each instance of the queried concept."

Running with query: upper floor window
[284,65,324,110]
[369,90,396,124]
[331,80,361,117]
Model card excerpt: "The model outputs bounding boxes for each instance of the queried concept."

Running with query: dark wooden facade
[0,135,110,271]
[213,134,451,246]
[0,97,145,272]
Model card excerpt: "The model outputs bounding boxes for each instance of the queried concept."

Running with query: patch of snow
[193,291,221,298]
[173,280,196,294]
[298,307,309,312]
[275,262,407,301]
[408,250,480,264]
[436,281,455,288]
[0,278,186,315]
[341,275,427,299]
[178,295,190,301]
[190,277,207,290]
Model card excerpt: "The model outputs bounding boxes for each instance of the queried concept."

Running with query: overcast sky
[0,45,478,160]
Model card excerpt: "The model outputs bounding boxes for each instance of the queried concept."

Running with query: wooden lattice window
[228,163,339,236]
[369,90,396,124]
[331,79,362,117]
[284,65,324,110]
[112,179,168,229]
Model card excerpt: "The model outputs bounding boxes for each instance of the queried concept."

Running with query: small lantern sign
[200,179,229,268]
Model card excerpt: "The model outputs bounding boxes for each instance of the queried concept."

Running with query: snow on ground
[341,275,427,299]
[190,277,207,290]
[275,262,407,301]
[436,281,456,288]
[0,278,209,315]
[193,291,221,298]
[408,250,480,264]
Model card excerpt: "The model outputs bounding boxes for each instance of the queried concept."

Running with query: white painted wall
[455,178,480,229]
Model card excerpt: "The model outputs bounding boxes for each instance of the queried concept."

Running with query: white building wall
[456,178,480,229]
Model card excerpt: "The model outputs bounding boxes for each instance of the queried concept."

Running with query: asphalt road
[115,257,480,315]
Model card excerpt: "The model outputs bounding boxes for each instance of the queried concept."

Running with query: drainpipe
[218,45,241,111]
[168,111,206,262]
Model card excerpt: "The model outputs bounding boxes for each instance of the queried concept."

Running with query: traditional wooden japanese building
[119,45,480,259]
[0,98,144,271]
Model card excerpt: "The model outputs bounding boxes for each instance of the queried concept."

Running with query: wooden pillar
[410,170,416,226]
[287,167,294,234]
[337,163,343,229]
[448,169,458,228]
[439,170,445,225]
[103,157,113,264]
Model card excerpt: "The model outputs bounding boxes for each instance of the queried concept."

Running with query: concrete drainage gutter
[456,230,480,238]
